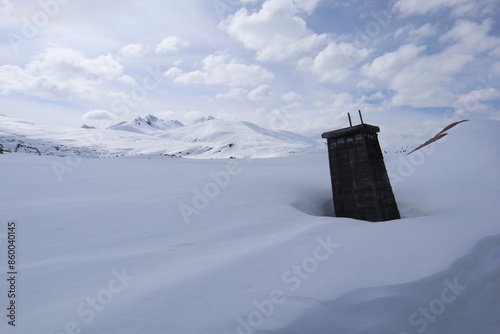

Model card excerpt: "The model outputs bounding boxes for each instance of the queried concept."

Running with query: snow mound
[261,234,500,334]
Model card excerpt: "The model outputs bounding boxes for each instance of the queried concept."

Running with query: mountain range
[0,114,323,159]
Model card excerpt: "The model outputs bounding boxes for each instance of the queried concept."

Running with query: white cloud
[119,43,149,57]
[247,84,272,101]
[362,44,426,80]
[328,93,385,122]
[155,36,189,53]
[83,109,117,121]
[222,0,326,61]
[184,110,204,120]
[0,47,123,101]
[117,75,137,86]
[493,62,500,75]
[216,88,247,99]
[0,0,12,16]
[390,48,473,107]
[158,111,179,120]
[393,25,411,39]
[454,88,500,115]
[410,23,438,38]
[164,67,183,78]
[363,19,500,109]
[164,53,274,87]
[280,91,301,103]
[392,23,438,41]
[356,80,377,91]
[299,42,371,82]
[395,0,470,16]
[440,19,500,53]
[395,0,497,17]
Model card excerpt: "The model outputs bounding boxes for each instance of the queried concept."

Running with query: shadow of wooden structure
[322,111,400,222]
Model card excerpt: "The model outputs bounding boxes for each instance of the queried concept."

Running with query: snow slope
[0,114,322,159]
[107,114,184,134]
[0,120,499,334]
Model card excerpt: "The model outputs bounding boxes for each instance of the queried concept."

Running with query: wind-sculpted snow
[257,234,500,334]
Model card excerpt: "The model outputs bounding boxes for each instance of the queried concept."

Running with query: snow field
[0,120,498,333]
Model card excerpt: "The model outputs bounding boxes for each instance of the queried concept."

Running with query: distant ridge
[0,114,323,159]
[408,120,469,155]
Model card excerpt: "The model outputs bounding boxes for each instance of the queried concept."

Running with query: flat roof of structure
[321,123,380,139]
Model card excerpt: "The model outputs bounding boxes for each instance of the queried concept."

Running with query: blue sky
[0,0,499,141]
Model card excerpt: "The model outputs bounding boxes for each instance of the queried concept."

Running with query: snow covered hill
[0,120,498,333]
[107,114,184,134]
[0,114,323,159]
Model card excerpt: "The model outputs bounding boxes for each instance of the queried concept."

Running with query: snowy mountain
[0,114,323,159]
[157,117,319,151]
[107,114,184,134]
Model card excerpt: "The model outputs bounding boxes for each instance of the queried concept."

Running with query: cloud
[394,0,497,17]
[155,36,189,53]
[362,19,500,108]
[117,75,137,86]
[119,44,149,57]
[280,91,301,103]
[0,47,123,101]
[299,42,371,82]
[158,111,179,120]
[164,53,275,87]
[247,84,272,101]
[362,44,426,81]
[379,46,472,107]
[493,62,500,75]
[184,110,204,120]
[395,0,471,16]
[216,88,247,99]
[0,0,12,16]
[222,0,326,61]
[440,19,500,53]
[83,109,117,121]
[394,23,439,40]
[454,88,500,115]
[411,23,438,38]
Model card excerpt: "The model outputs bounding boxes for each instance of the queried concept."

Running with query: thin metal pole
[358,110,364,124]
[348,113,353,127]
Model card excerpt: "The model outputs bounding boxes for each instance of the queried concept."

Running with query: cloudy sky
[0,0,499,140]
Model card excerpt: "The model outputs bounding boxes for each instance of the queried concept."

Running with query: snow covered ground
[0,120,499,334]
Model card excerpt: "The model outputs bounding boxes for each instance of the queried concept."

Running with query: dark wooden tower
[321,111,400,222]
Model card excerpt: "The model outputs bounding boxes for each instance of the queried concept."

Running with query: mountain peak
[133,115,159,127]
[109,115,184,134]
[192,115,215,124]
[133,116,145,125]
[145,114,158,126]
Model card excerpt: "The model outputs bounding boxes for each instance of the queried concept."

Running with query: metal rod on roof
[348,113,353,127]
[358,110,364,124]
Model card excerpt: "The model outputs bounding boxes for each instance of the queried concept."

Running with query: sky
[0,0,499,141]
